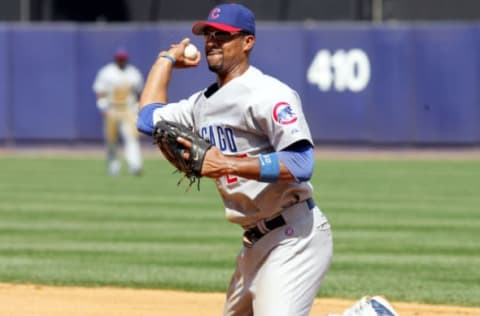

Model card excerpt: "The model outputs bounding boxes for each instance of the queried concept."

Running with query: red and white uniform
[93,62,144,175]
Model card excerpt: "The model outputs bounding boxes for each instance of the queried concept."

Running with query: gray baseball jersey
[153,66,314,227]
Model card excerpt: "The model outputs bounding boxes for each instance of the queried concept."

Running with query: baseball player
[137,3,333,315]
[93,49,144,176]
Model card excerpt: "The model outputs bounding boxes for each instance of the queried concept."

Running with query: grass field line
[1,143,480,160]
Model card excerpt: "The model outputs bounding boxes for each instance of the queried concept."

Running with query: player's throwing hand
[157,38,201,68]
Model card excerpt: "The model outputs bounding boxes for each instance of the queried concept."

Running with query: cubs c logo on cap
[209,7,221,19]
[192,3,256,35]
[273,102,298,125]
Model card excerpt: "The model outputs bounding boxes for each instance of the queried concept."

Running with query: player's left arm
[277,140,314,182]
[187,139,313,183]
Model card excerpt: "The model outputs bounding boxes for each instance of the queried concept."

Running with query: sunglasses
[203,30,249,43]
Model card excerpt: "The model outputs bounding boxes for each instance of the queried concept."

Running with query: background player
[137,3,333,316]
[93,49,144,176]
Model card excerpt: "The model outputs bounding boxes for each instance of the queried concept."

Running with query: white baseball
[184,43,199,59]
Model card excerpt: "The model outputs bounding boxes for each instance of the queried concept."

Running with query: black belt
[243,198,316,248]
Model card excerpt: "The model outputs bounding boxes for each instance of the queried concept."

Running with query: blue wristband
[159,54,175,64]
[258,153,280,182]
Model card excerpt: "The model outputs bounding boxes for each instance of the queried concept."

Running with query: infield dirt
[1,283,479,316]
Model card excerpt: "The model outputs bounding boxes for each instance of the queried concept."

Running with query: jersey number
[225,153,248,185]
[226,174,238,184]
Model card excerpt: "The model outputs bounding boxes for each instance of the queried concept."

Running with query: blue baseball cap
[192,4,255,35]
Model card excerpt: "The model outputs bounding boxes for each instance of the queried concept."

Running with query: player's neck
[217,63,250,87]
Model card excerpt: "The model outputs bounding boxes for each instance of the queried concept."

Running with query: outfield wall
[0,22,479,145]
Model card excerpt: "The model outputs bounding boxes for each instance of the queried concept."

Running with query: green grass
[0,156,479,306]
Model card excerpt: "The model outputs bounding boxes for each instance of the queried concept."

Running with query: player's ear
[242,34,255,53]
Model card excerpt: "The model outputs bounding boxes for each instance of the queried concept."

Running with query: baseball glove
[153,120,212,190]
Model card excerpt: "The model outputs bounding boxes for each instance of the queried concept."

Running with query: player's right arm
[137,38,201,135]
[139,38,201,110]
[93,67,110,112]
[95,92,110,112]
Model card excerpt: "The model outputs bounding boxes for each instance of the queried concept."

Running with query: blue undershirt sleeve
[136,103,165,135]
[278,142,314,182]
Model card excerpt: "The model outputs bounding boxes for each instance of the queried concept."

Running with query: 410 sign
[307,49,371,93]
